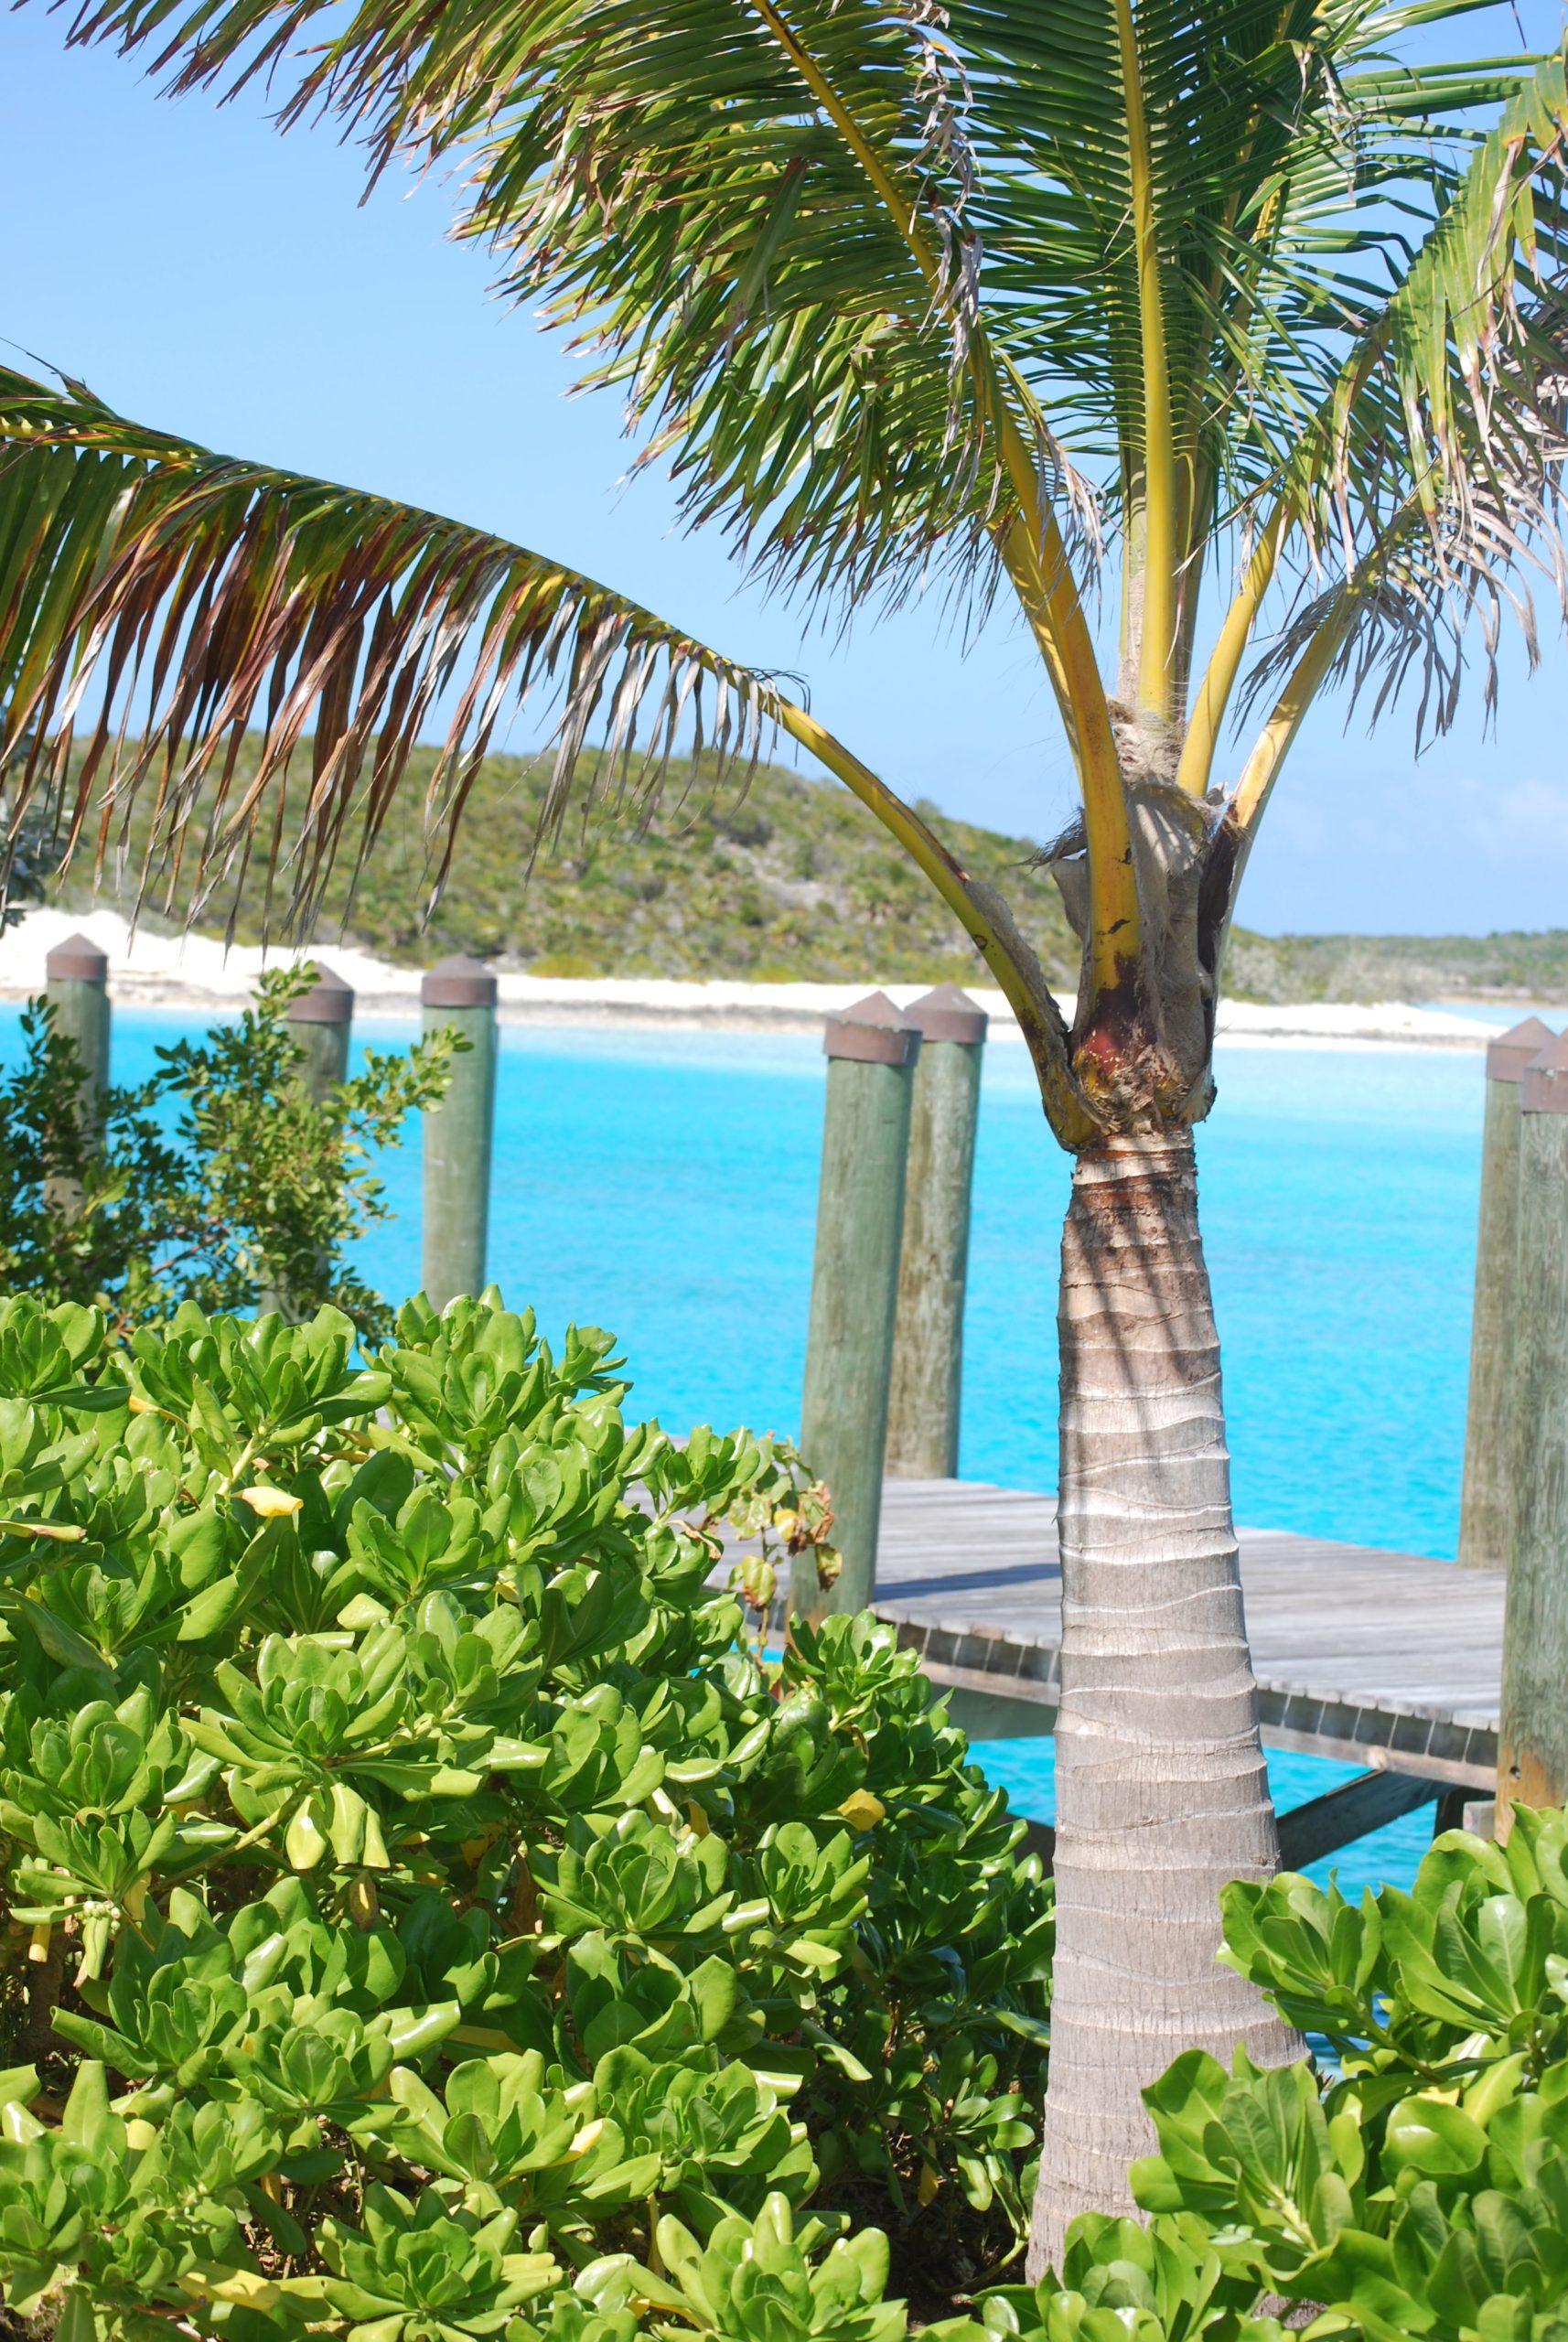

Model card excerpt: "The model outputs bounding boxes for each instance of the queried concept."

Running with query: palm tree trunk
[1027,1129,1300,2275]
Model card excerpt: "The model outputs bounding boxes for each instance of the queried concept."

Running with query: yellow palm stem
[998,516,1141,997]
[1113,0,1180,725]
[1230,594,1354,834]
[1175,500,1291,799]
[775,699,1052,1032]
[748,0,1139,986]
[748,0,1084,644]
[782,696,1101,1141]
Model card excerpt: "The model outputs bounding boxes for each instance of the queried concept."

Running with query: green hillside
[49,745,1084,986]
[1223,925,1568,1004]
[46,743,1568,1003]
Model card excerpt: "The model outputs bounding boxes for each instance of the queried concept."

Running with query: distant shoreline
[0,906,1519,1051]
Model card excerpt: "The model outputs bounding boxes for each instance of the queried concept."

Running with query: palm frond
[0,361,1085,1100]
[1220,50,1568,761]
[0,363,781,936]
[1244,359,1568,762]
[51,0,1118,618]
[191,0,1021,612]
[53,0,1550,613]
[1381,48,1568,521]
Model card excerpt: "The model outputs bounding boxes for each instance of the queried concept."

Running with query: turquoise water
[2,1005,1492,1894]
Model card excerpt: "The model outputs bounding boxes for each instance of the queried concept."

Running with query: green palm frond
[0,363,782,934]
[967,0,1541,482]
[119,0,1020,615]
[54,0,1553,615]
[1173,40,1568,802]
[1382,48,1568,510]
[1222,52,1568,772]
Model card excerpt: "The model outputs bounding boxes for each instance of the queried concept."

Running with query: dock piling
[44,931,112,1103]
[258,963,353,1321]
[44,932,111,1216]
[421,955,499,1313]
[1458,1015,1555,1569]
[287,962,354,1101]
[886,983,987,1480]
[795,993,920,1621]
[1498,1027,1568,1829]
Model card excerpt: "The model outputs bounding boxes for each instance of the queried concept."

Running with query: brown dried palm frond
[0,363,782,938]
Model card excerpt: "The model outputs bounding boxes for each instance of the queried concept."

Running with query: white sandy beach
[0,904,1514,1049]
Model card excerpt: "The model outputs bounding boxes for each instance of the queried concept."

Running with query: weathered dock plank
[872,1480,1504,1790]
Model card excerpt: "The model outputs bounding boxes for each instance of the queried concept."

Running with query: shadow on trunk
[1022,790,1304,2275]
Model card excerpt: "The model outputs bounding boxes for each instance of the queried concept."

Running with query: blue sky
[4,5,1567,939]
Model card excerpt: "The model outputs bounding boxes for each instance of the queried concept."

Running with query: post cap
[422,953,499,1010]
[822,991,921,1069]
[1522,1030,1568,1113]
[44,931,109,983]
[906,982,988,1047]
[1487,1014,1558,1083]
[286,962,355,1024]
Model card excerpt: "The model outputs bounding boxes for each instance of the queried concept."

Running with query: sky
[4,5,1567,940]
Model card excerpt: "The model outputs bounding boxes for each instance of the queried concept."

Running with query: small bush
[0,1292,1052,2338]
[0,966,453,1343]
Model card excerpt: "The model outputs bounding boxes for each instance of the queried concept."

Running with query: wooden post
[794,993,921,1622]
[1458,1015,1555,1568]
[44,932,111,1217]
[1498,1027,1568,1832]
[287,962,353,1101]
[257,963,353,1322]
[421,955,499,1312]
[44,931,112,1101]
[886,983,988,1481]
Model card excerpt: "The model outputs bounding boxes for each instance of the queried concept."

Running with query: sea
[1,1004,1527,1899]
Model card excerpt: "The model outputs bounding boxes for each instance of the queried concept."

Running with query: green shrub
[0,1291,1052,2338]
[935,1811,1568,2342]
[0,966,454,1343]
[8,1280,1559,2342]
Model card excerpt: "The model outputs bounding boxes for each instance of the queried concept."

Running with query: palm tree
[5,0,1568,2266]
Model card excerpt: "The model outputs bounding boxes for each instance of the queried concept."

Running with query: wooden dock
[873,1480,1505,1795]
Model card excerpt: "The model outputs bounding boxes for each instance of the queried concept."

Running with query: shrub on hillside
[0,1293,1053,2338]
